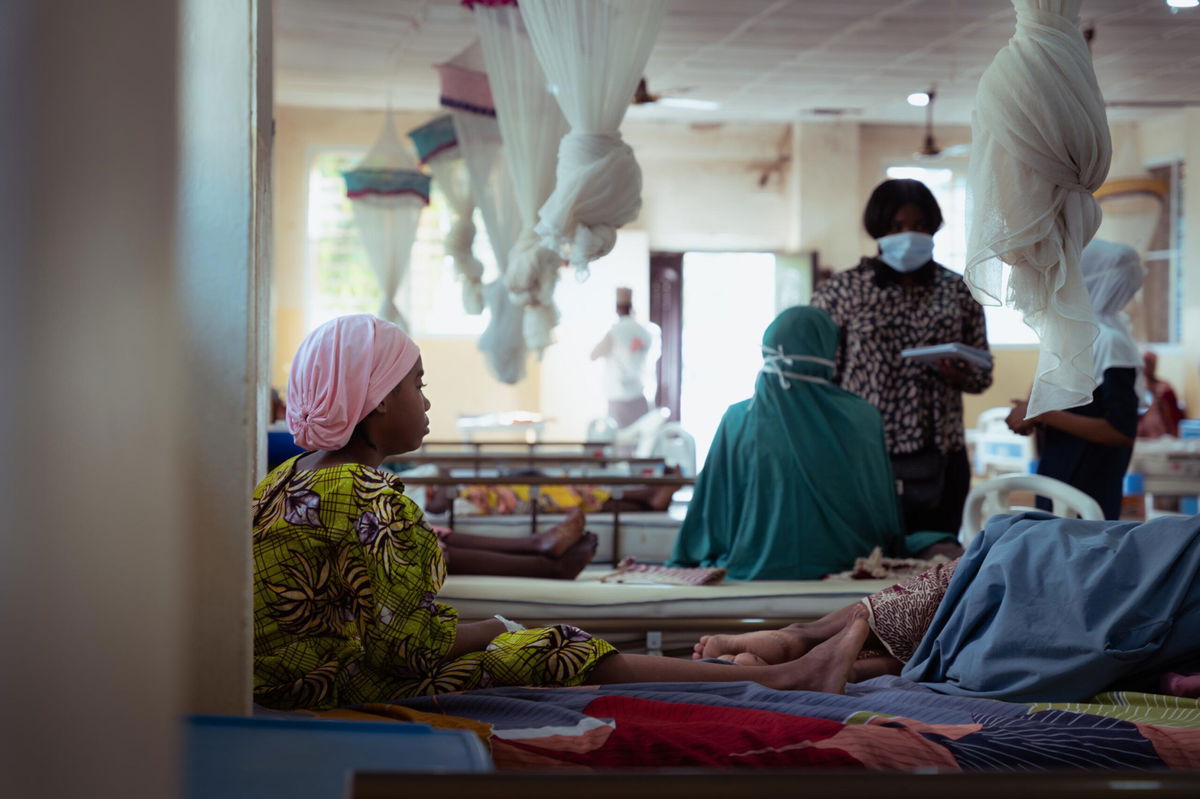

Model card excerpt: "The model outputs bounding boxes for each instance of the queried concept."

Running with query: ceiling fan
[1082,24,1200,111]
[632,77,721,112]
[914,86,970,161]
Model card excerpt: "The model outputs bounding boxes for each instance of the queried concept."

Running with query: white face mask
[876,231,935,273]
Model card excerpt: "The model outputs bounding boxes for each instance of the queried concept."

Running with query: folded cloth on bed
[824,546,952,581]
[903,511,1200,702]
[598,557,725,586]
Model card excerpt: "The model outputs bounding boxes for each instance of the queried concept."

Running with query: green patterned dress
[253,455,616,710]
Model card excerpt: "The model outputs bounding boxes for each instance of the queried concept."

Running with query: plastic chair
[584,417,618,456]
[959,473,1105,547]
[615,406,670,457]
[971,406,1034,478]
[977,406,1011,434]
[647,422,697,477]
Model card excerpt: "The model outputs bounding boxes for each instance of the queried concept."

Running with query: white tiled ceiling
[275,0,1200,124]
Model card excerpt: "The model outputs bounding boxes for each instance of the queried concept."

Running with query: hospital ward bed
[439,570,892,656]
[397,469,864,653]
[423,473,1107,656]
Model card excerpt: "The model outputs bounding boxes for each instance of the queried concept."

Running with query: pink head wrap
[286,314,421,451]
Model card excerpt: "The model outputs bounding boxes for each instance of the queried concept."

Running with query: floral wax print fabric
[252,455,615,710]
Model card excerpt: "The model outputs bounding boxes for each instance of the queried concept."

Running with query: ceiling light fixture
[1167,0,1198,9]
[907,91,931,107]
[656,97,721,111]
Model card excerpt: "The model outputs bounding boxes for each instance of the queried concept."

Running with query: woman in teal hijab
[669,306,956,580]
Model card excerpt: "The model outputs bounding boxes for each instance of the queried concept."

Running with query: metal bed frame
[396,474,694,565]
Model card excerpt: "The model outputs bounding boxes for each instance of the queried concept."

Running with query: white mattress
[441,511,683,563]
[439,572,892,622]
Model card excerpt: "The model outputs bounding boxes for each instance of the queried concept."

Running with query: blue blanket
[903,512,1200,701]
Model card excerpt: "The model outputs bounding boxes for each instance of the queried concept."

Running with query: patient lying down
[698,510,1200,702]
[434,507,599,580]
[425,477,677,517]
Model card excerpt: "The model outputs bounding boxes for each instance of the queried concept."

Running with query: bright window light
[907,92,930,107]
[1167,0,1198,9]
[680,252,777,469]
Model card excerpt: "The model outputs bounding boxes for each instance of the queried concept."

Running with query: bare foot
[716,652,769,666]
[693,629,809,664]
[549,531,597,580]
[647,483,677,511]
[423,467,453,514]
[763,608,871,694]
[849,654,904,682]
[536,507,586,557]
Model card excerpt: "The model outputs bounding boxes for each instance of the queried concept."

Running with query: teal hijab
[669,306,949,580]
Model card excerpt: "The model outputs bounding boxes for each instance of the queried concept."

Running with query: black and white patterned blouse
[811,257,992,456]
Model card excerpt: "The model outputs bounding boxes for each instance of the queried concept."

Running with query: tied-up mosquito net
[966,0,1111,418]
[407,114,486,315]
[437,45,529,384]
[519,0,667,271]
[469,0,569,356]
[342,114,430,332]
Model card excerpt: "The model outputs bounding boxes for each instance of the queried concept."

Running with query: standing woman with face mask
[812,179,992,541]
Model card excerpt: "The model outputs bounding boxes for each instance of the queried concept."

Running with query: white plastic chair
[977,406,1011,433]
[959,473,1105,547]
[646,422,697,477]
[615,406,670,457]
[584,417,618,455]
[971,406,1035,478]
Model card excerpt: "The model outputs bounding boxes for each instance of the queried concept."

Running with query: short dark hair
[862,179,944,238]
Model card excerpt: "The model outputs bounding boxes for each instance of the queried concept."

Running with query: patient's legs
[693,558,960,668]
[601,485,678,513]
[442,507,586,557]
[445,532,598,580]
[587,606,871,694]
[601,467,681,512]
[693,602,878,664]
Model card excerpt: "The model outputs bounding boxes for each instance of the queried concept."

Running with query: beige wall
[963,349,1041,428]
[622,120,793,252]
[418,337,541,441]
[1137,109,1200,415]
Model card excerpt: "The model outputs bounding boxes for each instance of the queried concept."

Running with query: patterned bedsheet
[318,677,1200,771]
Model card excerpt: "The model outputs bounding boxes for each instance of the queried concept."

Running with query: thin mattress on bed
[439,570,891,622]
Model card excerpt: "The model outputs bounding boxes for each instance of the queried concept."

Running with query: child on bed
[253,314,871,710]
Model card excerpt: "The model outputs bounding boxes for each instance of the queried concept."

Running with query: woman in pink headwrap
[253,314,872,710]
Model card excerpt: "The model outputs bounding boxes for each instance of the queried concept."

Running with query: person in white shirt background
[590,287,661,429]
